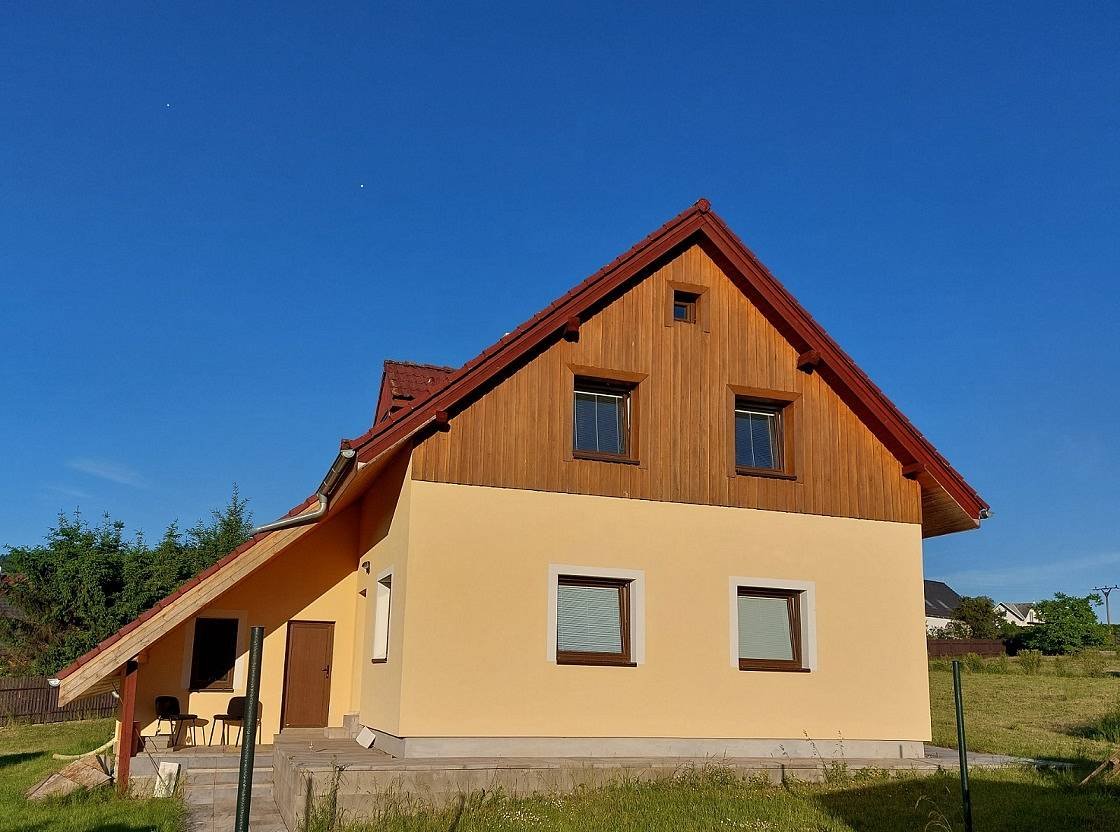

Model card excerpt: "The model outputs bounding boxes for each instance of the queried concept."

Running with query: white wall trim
[371,565,394,661]
[547,564,645,665]
[728,577,817,671]
[180,609,249,691]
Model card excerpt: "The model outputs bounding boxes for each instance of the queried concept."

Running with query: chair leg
[235,724,242,746]
[208,719,215,746]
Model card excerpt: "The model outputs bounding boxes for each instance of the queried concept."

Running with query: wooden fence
[927,638,1008,657]
[0,676,117,724]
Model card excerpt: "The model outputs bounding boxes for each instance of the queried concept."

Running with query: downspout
[250,448,357,535]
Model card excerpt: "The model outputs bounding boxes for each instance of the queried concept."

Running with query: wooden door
[281,621,334,730]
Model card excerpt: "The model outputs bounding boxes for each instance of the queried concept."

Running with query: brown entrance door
[281,621,334,730]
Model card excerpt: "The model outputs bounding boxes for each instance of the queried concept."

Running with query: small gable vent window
[573,378,633,461]
[672,290,699,323]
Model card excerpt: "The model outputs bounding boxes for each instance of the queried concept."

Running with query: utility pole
[1093,586,1119,627]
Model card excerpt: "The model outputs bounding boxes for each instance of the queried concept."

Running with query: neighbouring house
[51,200,988,774]
[998,602,1043,626]
[924,580,963,633]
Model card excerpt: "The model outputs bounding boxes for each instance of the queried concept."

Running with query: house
[924,580,963,632]
[998,602,1043,626]
[51,200,988,775]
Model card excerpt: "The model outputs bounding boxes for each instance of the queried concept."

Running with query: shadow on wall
[813,768,1119,832]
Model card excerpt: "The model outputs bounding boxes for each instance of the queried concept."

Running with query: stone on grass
[27,756,111,800]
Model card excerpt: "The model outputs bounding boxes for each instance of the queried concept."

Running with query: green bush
[962,653,985,673]
[928,658,952,672]
[1074,649,1107,677]
[986,655,1011,674]
[1019,650,1043,675]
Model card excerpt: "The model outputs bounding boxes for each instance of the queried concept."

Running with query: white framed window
[547,564,645,666]
[729,577,816,672]
[371,568,393,663]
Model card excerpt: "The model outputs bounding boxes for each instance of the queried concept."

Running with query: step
[132,753,274,773]
[185,781,274,807]
[181,767,273,787]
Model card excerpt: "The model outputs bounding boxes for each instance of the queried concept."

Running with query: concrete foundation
[273,736,951,831]
[367,728,925,760]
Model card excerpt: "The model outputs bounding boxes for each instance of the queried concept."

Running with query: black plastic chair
[154,696,199,747]
[209,696,263,746]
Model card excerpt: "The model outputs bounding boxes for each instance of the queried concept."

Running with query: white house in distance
[998,602,1043,626]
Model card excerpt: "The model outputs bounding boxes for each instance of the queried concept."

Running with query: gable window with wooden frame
[188,617,239,691]
[572,376,637,463]
[370,569,393,663]
[664,281,710,330]
[729,387,798,480]
[672,290,699,323]
[555,575,634,666]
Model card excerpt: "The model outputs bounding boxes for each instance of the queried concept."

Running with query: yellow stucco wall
[355,453,413,736]
[394,480,931,742]
[134,504,360,741]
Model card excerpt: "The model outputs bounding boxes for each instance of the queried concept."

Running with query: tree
[0,487,252,676]
[1018,593,1107,655]
[951,595,1008,640]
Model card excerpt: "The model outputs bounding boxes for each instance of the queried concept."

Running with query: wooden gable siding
[411,244,922,526]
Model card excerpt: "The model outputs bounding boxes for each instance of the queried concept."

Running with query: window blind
[557,583,623,653]
[735,407,778,469]
[574,390,626,455]
[737,594,794,661]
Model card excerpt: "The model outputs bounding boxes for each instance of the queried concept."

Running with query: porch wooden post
[116,659,139,795]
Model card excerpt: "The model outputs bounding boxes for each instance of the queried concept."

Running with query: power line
[1092,586,1120,627]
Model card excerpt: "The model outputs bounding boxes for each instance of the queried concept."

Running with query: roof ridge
[383,359,458,373]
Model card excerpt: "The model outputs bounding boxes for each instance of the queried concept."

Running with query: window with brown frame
[672,290,699,323]
[573,377,634,462]
[555,575,634,666]
[733,392,795,478]
[736,587,806,672]
[189,617,239,690]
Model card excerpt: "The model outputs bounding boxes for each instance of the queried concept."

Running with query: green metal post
[235,626,264,832]
[952,660,974,832]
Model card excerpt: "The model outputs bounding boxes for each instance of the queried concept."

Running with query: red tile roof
[374,361,456,424]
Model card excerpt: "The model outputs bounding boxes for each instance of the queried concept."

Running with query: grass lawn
[0,718,184,832]
[312,766,1120,832]
[930,659,1120,762]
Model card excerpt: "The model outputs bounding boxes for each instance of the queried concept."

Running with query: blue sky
[1,3,1117,605]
